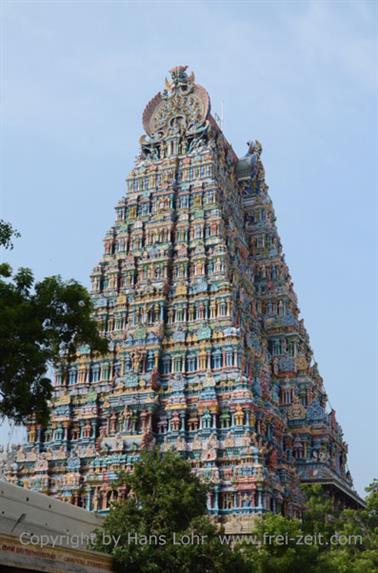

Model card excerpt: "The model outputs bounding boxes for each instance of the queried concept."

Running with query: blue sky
[0,0,377,496]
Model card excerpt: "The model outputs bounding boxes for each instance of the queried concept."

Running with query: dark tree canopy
[0,221,108,424]
[0,219,20,250]
[95,453,377,573]
[93,450,247,573]
[240,483,378,573]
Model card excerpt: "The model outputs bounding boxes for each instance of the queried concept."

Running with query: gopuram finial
[139,67,211,160]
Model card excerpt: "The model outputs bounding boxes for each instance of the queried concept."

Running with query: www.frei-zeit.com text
[19,531,363,549]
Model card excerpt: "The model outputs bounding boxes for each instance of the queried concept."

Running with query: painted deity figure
[234,404,244,426]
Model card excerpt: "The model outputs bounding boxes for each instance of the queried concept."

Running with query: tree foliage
[318,479,378,573]
[0,219,20,250]
[241,483,378,573]
[241,512,321,573]
[0,221,108,424]
[95,453,377,573]
[92,450,247,573]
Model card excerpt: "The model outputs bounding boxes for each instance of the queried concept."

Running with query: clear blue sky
[0,0,377,496]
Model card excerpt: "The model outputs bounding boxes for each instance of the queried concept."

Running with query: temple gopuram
[5,67,362,532]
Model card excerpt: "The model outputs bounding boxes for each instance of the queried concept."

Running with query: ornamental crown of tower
[143,65,210,134]
[5,66,362,525]
[140,66,213,160]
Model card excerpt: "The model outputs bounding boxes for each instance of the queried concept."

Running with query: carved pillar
[110,413,117,434]
[102,490,107,511]
[63,421,69,441]
[91,420,97,439]
[213,487,219,512]
[36,425,43,452]
[86,488,92,511]
[140,411,147,432]
[257,489,263,510]
[93,489,99,511]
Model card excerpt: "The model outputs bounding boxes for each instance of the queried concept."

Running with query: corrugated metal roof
[0,480,103,547]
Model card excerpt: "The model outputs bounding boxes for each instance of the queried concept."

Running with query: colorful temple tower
[6,67,362,532]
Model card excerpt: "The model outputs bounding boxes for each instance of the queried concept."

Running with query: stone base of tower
[221,513,259,536]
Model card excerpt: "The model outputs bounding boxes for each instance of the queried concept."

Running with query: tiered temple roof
[4,67,362,533]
